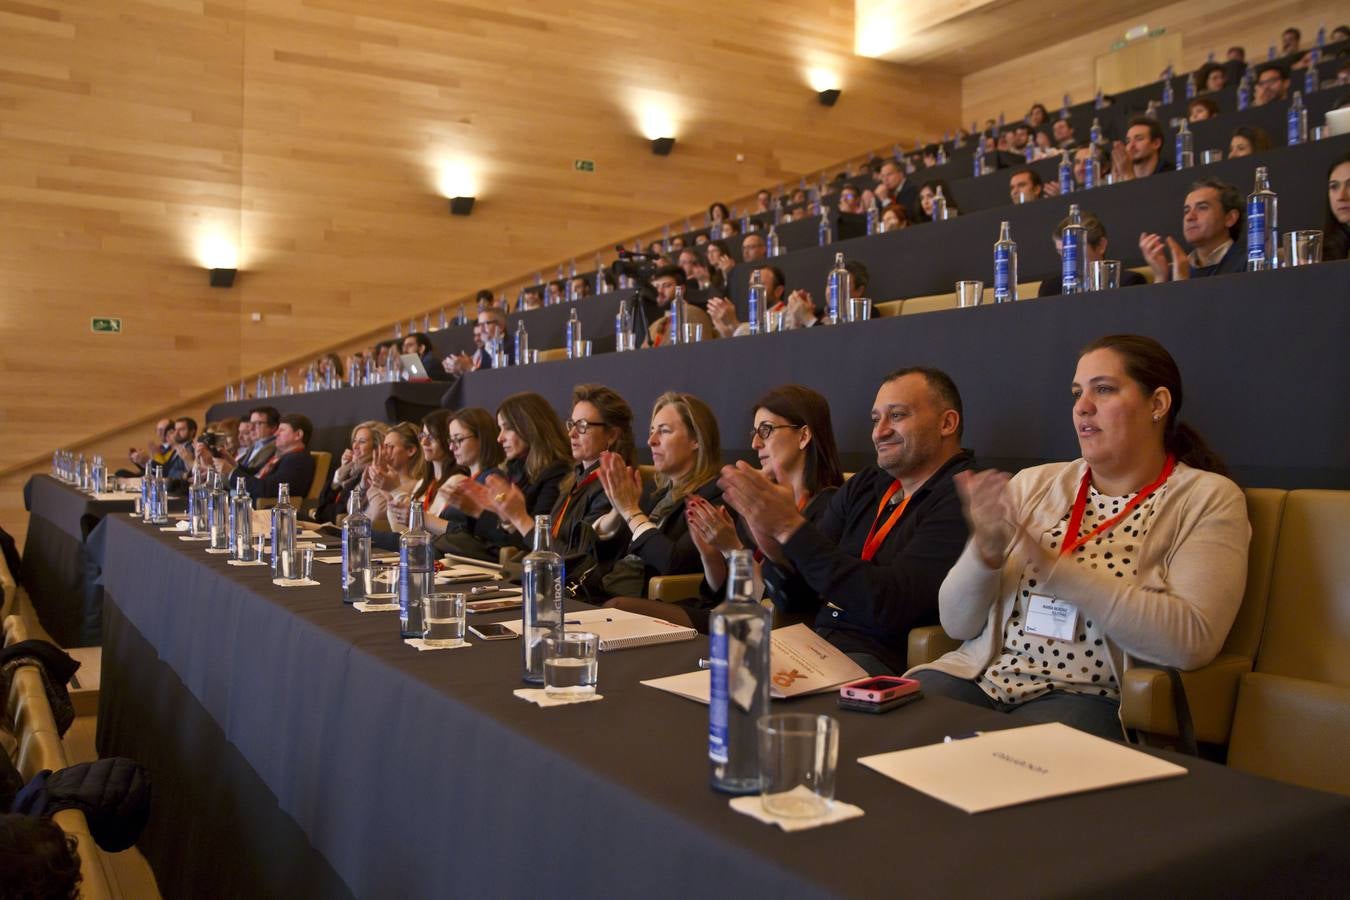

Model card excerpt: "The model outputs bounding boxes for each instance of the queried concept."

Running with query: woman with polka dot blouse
[908,334,1250,739]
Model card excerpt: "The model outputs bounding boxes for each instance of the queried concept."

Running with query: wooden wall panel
[961,0,1347,126]
[0,0,955,503]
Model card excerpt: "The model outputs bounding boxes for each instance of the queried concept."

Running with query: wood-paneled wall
[961,0,1346,126]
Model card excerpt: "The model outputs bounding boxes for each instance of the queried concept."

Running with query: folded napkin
[177,535,209,542]
[352,601,400,612]
[512,688,604,707]
[404,638,471,652]
[271,577,319,587]
[728,788,864,832]
[226,559,267,567]
[204,548,231,555]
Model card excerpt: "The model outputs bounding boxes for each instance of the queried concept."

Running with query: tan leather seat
[536,347,569,363]
[1228,490,1350,795]
[0,548,17,622]
[873,299,904,317]
[307,451,332,503]
[1119,488,1285,744]
[900,293,956,316]
[648,573,703,604]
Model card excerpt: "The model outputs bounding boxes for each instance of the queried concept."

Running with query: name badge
[1024,594,1079,642]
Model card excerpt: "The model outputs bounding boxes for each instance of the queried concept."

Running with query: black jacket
[435,458,568,560]
[1038,267,1147,297]
[242,448,316,503]
[628,478,724,586]
[1190,239,1246,278]
[781,452,974,673]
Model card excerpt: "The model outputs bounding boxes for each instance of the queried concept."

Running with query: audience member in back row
[401,332,450,381]
[908,335,1249,741]
[1038,211,1148,297]
[874,159,919,222]
[881,204,909,232]
[1252,62,1290,107]
[436,392,571,560]
[917,180,956,221]
[740,231,767,263]
[597,392,724,599]
[645,265,715,346]
[1187,96,1219,123]
[476,384,638,594]
[1325,151,1350,261]
[1139,177,1245,281]
[1009,168,1044,204]
[1279,26,1300,56]
[1051,117,1075,149]
[705,265,786,337]
[213,413,315,502]
[719,367,973,675]
[444,306,508,374]
[1228,125,1272,159]
[310,419,387,523]
[1195,61,1226,94]
[1111,116,1173,182]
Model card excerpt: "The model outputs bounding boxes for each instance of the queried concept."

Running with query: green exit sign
[574,158,596,173]
[91,317,122,334]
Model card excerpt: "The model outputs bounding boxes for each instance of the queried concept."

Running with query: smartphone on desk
[468,622,518,641]
[840,676,921,703]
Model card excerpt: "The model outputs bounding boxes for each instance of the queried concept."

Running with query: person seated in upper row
[1050,117,1076,150]
[705,239,736,279]
[1228,125,1272,159]
[645,265,715,347]
[874,159,919,222]
[473,384,639,596]
[1252,62,1290,107]
[1072,144,1106,190]
[916,180,957,221]
[518,284,546,312]
[1110,116,1173,183]
[443,306,508,375]
[718,366,973,674]
[1279,26,1300,56]
[1037,211,1148,297]
[432,393,571,561]
[1009,167,1046,204]
[1195,61,1226,94]
[908,335,1250,741]
[598,392,725,600]
[210,413,315,502]
[1138,177,1245,281]
[401,332,451,381]
[880,204,909,232]
[1187,96,1219,123]
[1324,150,1350,261]
[740,231,767,263]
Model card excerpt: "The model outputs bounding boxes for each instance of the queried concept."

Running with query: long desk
[455,262,1350,490]
[94,513,1350,898]
[21,475,137,646]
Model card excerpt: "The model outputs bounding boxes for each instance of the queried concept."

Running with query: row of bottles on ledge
[51,450,106,494]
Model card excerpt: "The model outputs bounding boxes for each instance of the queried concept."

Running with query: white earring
[1152,414,1161,422]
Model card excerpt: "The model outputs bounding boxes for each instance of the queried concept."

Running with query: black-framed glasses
[751,422,803,442]
[565,419,606,435]
[447,434,473,448]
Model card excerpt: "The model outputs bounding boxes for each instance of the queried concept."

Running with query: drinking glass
[364,563,399,604]
[300,547,315,581]
[681,323,703,343]
[757,714,839,818]
[846,298,872,322]
[421,592,466,647]
[955,281,984,307]
[1201,149,1224,164]
[1089,260,1122,291]
[1283,230,1323,266]
[542,631,599,697]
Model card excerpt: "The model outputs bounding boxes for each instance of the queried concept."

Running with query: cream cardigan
[908,459,1250,691]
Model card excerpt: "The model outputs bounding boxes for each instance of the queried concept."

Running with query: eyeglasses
[418,430,435,442]
[751,422,803,442]
[447,434,473,448]
[565,419,606,435]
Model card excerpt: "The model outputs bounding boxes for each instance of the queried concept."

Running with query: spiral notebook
[501,608,696,651]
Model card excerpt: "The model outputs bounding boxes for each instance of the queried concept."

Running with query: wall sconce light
[817,88,842,107]
[651,137,676,156]
[449,196,476,215]
[209,268,237,287]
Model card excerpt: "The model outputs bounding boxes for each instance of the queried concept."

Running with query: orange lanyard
[860,480,911,561]
[1060,454,1175,557]
[551,470,599,537]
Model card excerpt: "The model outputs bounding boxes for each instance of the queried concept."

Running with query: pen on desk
[565,617,613,625]
[943,731,983,743]
[697,658,711,669]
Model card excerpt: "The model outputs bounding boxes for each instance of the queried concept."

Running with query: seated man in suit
[443,306,509,374]
[211,413,316,502]
[1137,178,1245,281]
[874,159,919,222]
[237,406,280,475]
[126,418,173,474]
[644,265,715,346]
[719,367,973,674]
[1038,210,1148,296]
[161,417,198,481]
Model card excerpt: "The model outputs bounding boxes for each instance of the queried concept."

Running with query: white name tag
[1024,594,1079,642]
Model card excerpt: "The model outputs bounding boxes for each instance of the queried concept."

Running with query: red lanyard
[861,480,911,561]
[552,470,599,537]
[1060,455,1175,557]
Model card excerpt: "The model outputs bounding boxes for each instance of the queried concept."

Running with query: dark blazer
[463,458,569,556]
[239,436,277,475]
[1191,239,1246,278]
[1037,267,1147,297]
[242,448,316,504]
[627,478,724,587]
[420,353,453,382]
[780,452,974,674]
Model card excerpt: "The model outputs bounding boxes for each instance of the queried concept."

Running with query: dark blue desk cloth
[21,475,136,646]
[451,261,1350,490]
[94,513,1350,898]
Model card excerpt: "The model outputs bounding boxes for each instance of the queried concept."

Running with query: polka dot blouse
[977,482,1168,706]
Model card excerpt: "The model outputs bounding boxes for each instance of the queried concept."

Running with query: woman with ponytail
[907,334,1250,740]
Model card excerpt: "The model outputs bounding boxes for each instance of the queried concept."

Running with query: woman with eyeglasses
[399,408,505,543]
[361,422,426,527]
[594,391,724,599]
[477,385,637,562]
[436,392,571,560]
[384,410,467,531]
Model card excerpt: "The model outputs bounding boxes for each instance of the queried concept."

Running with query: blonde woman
[362,422,425,527]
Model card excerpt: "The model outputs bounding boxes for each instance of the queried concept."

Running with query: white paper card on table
[352,601,400,613]
[641,623,868,704]
[177,535,209,542]
[315,552,398,565]
[441,552,503,571]
[500,608,696,651]
[728,790,865,831]
[227,559,267,567]
[272,577,320,587]
[512,688,603,707]
[439,564,502,579]
[404,638,470,652]
[92,492,138,502]
[857,722,1187,814]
